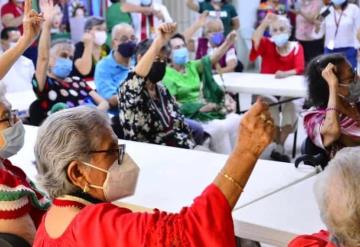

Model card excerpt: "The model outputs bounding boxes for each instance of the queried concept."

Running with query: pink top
[295,0,324,41]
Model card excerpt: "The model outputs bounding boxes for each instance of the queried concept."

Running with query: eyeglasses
[0,110,17,127]
[89,144,126,165]
[114,35,138,43]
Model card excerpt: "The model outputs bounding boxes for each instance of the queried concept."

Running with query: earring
[83,184,89,193]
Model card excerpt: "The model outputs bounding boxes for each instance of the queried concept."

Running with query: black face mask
[147,61,166,84]
[117,41,137,58]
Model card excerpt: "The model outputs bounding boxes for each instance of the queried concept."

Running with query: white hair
[50,41,75,58]
[269,15,292,35]
[34,106,114,199]
[314,147,360,247]
[111,23,133,40]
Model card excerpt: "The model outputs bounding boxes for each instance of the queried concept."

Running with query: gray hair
[314,147,360,247]
[50,39,75,58]
[269,15,292,35]
[111,23,133,40]
[34,106,114,199]
[84,16,105,32]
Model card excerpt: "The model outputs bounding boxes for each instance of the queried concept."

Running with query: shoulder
[291,41,303,55]
[288,230,335,247]
[96,53,112,67]
[1,3,13,11]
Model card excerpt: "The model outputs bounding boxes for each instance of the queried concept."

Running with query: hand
[153,9,165,22]
[197,11,209,27]
[157,22,177,45]
[263,13,277,26]
[83,32,94,47]
[236,98,274,156]
[199,103,218,113]
[22,0,44,45]
[321,63,339,88]
[40,0,56,24]
[225,30,237,45]
[275,70,289,79]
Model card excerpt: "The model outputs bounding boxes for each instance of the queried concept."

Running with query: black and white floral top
[118,72,195,149]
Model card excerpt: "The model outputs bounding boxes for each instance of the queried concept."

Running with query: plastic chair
[0,233,31,247]
[294,137,329,170]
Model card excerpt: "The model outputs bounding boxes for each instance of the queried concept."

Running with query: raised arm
[35,0,55,92]
[210,30,236,65]
[0,0,42,79]
[186,0,199,12]
[183,11,208,44]
[214,99,274,208]
[252,13,276,50]
[74,33,94,76]
[121,1,153,15]
[135,23,177,77]
[319,63,341,147]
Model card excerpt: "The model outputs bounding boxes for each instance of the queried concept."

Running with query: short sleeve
[1,4,13,17]
[249,37,271,62]
[303,110,326,149]
[74,184,235,247]
[73,42,85,62]
[228,4,238,18]
[294,43,305,74]
[198,2,207,13]
[32,75,49,97]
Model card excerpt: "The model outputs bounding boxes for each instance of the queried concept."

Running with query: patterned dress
[118,72,195,149]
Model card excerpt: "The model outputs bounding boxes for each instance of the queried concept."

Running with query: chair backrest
[295,137,329,170]
[0,233,31,247]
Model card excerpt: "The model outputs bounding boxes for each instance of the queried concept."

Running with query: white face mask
[82,154,140,201]
[94,31,107,46]
[0,121,25,159]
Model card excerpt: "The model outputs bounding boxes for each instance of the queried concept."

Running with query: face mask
[210,32,225,46]
[332,0,346,6]
[0,121,25,159]
[271,33,290,47]
[141,0,152,6]
[94,31,107,46]
[51,57,73,79]
[147,61,167,83]
[118,41,137,58]
[340,78,360,103]
[172,47,189,65]
[82,155,140,201]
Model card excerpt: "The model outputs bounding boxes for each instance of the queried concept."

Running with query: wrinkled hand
[22,0,44,45]
[275,70,290,79]
[225,30,237,45]
[236,98,274,156]
[321,63,339,88]
[197,11,209,27]
[83,32,94,46]
[157,23,177,45]
[199,103,218,113]
[263,13,277,26]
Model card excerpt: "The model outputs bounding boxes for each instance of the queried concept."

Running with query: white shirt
[0,49,34,93]
[322,3,360,49]
[126,1,173,40]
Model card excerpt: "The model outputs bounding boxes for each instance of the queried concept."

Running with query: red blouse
[33,184,235,247]
[288,230,336,247]
[249,37,305,75]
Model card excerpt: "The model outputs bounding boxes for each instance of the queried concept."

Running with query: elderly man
[94,23,135,114]
[289,147,360,247]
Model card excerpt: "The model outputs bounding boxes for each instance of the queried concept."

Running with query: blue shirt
[94,51,130,100]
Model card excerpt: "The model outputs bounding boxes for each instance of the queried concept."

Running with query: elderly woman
[0,1,50,246]
[304,53,360,158]
[30,0,109,126]
[250,13,304,162]
[163,31,242,154]
[71,16,109,80]
[33,98,274,246]
[289,147,360,247]
[118,23,204,148]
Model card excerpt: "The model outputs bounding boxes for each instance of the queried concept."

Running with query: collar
[109,51,130,70]
[53,191,103,209]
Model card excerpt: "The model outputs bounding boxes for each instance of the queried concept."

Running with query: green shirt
[163,60,202,105]
[199,2,238,35]
[106,3,132,33]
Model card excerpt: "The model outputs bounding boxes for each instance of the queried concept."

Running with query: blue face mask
[172,47,189,65]
[271,33,290,48]
[141,0,152,6]
[210,32,225,46]
[332,0,346,6]
[52,57,73,79]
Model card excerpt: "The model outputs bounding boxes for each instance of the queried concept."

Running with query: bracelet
[325,108,339,113]
[219,170,244,192]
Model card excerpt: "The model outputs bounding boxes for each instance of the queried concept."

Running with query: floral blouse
[118,72,195,149]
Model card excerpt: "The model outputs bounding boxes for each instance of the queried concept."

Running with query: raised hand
[236,98,274,156]
[263,13,278,26]
[225,30,237,45]
[197,11,209,27]
[157,23,177,45]
[22,0,44,45]
[83,32,94,47]
[321,63,339,88]
[40,0,57,24]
